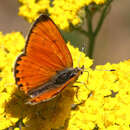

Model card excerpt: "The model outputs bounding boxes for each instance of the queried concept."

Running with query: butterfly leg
[72,85,80,101]
[75,81,90,90]
[71,100,85,110]
[71,85,85,110]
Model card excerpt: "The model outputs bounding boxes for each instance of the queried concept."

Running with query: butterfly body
[14,14,84,105]
[27,66,84,105]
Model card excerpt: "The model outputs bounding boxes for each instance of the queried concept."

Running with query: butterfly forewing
[26,15,73,68]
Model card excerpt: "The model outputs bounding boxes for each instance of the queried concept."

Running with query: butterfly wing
[15,15,73,95]
[26,70,81,105]
[26,15,72,68]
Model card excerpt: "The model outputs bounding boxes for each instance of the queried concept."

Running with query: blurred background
[0,0,129,66]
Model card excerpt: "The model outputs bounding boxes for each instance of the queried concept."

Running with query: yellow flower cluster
[18,0,50,23]
[0,32,25,129]
[18,0,106,30]
[68,60,130,130]
[0,32,129,130]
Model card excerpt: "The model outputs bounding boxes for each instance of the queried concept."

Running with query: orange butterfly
[14,14,84,105]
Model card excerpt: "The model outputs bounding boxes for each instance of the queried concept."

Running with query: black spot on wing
[15,70,19,73]
[18,84,23,88]
[14,54,25,84]
[16,77,20,82]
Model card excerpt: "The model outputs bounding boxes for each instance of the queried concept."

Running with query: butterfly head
[75,65,84,74]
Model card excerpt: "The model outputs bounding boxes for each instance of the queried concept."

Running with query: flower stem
[85,6,95,58]
[94,0,113,37]
[76,27,89,37]
[84,0,113,58]
[87,34,95,59]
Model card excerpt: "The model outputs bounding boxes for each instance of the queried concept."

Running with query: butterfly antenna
[94,69,116,71]
[83,68,115,84]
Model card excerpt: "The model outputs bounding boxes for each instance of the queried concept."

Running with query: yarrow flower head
[0,32,130,130]
[0,32,25,129]
[67,60,130,130]
[18,0,106,30]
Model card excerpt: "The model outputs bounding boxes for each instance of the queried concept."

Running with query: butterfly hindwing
[26,70,81,105]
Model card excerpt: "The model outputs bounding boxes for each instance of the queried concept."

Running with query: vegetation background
[0,0,129,65]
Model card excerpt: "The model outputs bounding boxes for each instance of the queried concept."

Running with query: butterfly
[14,14,84,105]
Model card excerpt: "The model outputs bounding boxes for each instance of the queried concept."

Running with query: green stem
[94,0,113,37]
[76,27,89,37]
[76,0,113,59]
[86,7,93,34]
[85,6,95,58]
[86,0,113,58]
[88,34,95,58]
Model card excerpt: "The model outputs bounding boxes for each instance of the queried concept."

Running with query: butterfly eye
[81,71,83,75]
